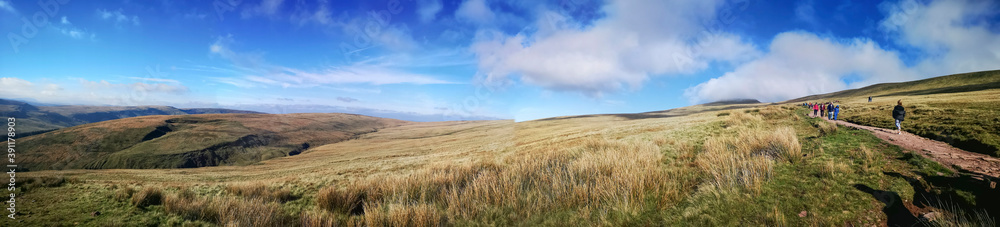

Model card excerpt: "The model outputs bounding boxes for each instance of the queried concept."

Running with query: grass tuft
[131,186,163,208]
[316,183,367,215]
[226,182,295,203]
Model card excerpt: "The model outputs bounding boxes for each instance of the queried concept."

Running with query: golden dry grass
[131,186,163,208]
[19,104,806,225]
[162,190,291,226]
[225,182,294,202]
[696,125,800,194]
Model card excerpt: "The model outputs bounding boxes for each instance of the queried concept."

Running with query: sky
[1,0,998,122]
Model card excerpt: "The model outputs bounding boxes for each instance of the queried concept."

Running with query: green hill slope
[17,113,408,170]
[789,70,1000,157]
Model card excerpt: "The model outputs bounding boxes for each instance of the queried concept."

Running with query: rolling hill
[17,113,408,170]
[0,99,262,137]
[6,70,1000,226]
[788,70,1000,157]
[787,70,1000,102]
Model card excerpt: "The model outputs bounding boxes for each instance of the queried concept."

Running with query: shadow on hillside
[856,171,1000,226]
[853,184,918,226]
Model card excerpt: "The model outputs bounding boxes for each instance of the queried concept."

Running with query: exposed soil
[812,112,1000,181]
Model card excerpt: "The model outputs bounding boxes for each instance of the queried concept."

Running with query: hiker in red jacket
[812,103,819,117]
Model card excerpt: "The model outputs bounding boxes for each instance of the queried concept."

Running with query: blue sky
[1,0,998,121]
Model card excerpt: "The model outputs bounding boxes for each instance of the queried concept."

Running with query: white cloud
[0,0,15,14]
[456,0,496,25]
[78,78,188,94]
[59,27,90,39]
[52,16,95,40]
[684,32,916,103]
[471,0,758,96]
[208,35,454,88]
[795,0,818,26]
[242,0,285,18]
[880,0,1000,76]
[686,0,1000,103]
[417,0,443,23]
[97,8,141,26]
[0,77,33,90]
[40,84,63,96]
[0,77,189,106]
[130,82,189,93]
[128,77,180,83]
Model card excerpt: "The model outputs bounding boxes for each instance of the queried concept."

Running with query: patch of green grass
[0,182,175,226]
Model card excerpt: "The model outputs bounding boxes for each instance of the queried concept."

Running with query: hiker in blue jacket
[834,105,840,120]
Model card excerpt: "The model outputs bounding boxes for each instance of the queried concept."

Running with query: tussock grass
[759,105,788,119]
[850,144,877,173]
[925,199,995,227]
[311,136,676,224]
[819,159,851,178]
[316,183,366,215]
[225,182,295,202]
[725,111,763,128]
[162,189,292,226]
[131,186,163,208]
[811,120,839,135]
[164,189,216,222]
[114,186,135,202]
[214,197,290,227]
[363,202,442,227]
[299,209,337,227]
[698,134,770,194]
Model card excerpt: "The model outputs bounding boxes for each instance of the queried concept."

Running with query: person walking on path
[827,103,834,120]
[869,96,872,102]
[892,100,906,134]
[821,103,826,117]
[834,105,840,120]
[813,103,819,117]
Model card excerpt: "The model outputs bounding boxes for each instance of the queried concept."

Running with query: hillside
[12,103,997,226]
[789,70,1000,157]
[787,70,1000,102]
[6,72,1000,226]
[17,113,408,170]
[0,99,262,137]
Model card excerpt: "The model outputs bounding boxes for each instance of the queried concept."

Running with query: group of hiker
[804,102,840,120]
[801,97,907,135]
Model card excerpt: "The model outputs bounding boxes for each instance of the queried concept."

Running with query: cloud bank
[470,0,759,97]
[686,0,1000,103]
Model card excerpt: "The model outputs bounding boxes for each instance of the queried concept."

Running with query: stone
[921,212,940,222]
[798,211,808,217]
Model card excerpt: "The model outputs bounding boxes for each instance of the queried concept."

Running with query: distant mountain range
[0,99,262,137]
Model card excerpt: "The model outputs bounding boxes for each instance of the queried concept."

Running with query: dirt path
[809,112,1000,182]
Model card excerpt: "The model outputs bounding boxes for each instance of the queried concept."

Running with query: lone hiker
[868,96,872,102]
[892,100,906,134]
